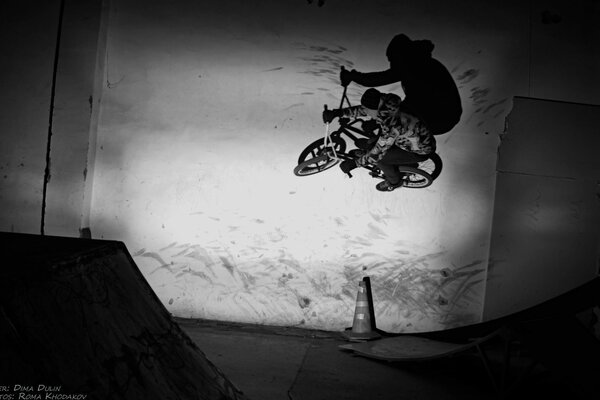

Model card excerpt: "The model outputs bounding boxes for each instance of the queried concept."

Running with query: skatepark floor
[176,318,577,400]
[3,233,595,400]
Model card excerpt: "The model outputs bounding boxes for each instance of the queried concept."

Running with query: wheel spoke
[297,137,346,165]
[294,154,339,176]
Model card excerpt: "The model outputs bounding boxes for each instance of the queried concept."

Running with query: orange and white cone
[343,280,381,341]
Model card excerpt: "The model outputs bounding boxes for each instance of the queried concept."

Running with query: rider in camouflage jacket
[338,91,435,167]
[323,88,435,191]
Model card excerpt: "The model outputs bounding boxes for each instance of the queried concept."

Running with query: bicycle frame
[322,120,373,162]
[322,85,378,163]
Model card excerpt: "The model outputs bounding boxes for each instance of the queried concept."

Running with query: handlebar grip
[324,104,328,111]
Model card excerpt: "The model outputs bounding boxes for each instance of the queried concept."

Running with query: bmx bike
[293,85,443,189]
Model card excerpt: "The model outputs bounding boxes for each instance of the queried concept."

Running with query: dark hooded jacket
[349,34,462,135]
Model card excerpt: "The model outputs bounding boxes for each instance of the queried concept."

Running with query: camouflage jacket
[339,93,435,165]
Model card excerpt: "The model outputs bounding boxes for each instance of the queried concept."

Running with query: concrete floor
[177,318,577,400]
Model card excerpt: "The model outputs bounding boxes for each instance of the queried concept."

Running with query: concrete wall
[0,0,104,237]
[2,0,598,333]
[0,1,61,234]
[483,0,600,319]
[484,98,600,320]
[44,0,105,237]
[529,0,600,103]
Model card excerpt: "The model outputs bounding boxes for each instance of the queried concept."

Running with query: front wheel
[294,154,337,176]
[297,136,346,165]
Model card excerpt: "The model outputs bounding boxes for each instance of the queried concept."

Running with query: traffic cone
[343,279,381,341]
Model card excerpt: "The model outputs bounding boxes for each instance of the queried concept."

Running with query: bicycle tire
[294,154,338,176]
[418,153,443,181]
[397,166,433,188]
[297,136,346,165]
[367,153,442,187]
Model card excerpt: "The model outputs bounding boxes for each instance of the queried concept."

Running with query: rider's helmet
[360,88,382,110]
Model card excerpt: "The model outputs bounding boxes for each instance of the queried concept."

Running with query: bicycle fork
[322,105,339,160]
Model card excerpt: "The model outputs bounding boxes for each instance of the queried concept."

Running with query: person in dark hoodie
[340,33,462,135]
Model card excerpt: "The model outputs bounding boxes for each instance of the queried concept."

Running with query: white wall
[90,0,532,332]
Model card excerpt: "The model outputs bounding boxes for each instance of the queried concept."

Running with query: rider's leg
[355,136,378,151]
[377,147,428,184]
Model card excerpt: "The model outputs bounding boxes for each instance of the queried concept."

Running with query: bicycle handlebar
[322,66,351,124]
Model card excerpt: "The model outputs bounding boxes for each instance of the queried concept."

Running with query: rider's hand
[322,109,340,123]
[355,154,368,167]
[340,68,355,87]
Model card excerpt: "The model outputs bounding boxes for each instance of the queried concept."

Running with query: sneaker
[376,180,403,192]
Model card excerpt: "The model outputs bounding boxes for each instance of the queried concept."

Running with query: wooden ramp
[339,278,600,398]
[0,232,248,400]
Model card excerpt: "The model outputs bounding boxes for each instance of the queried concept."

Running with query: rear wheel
[415,153,443,181]
[397,166,433,188]
[369,153,443,188]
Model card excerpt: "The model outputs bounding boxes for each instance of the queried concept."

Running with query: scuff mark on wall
[452,62,511,133]
[283,103,304,111]
[456,68,479,84]
[482,98,507,114]
[306,0,326,7]
[134,234,485,332]
[470,87,490,106]
[262,67,284,72]
[295,42,355,92]
[106,75,125,89]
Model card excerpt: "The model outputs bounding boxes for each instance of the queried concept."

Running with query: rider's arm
[360,129,397,165]
[323,105,368,123]
[338,105,369,119]
[361,113,435,165]
[350,69,399,87]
